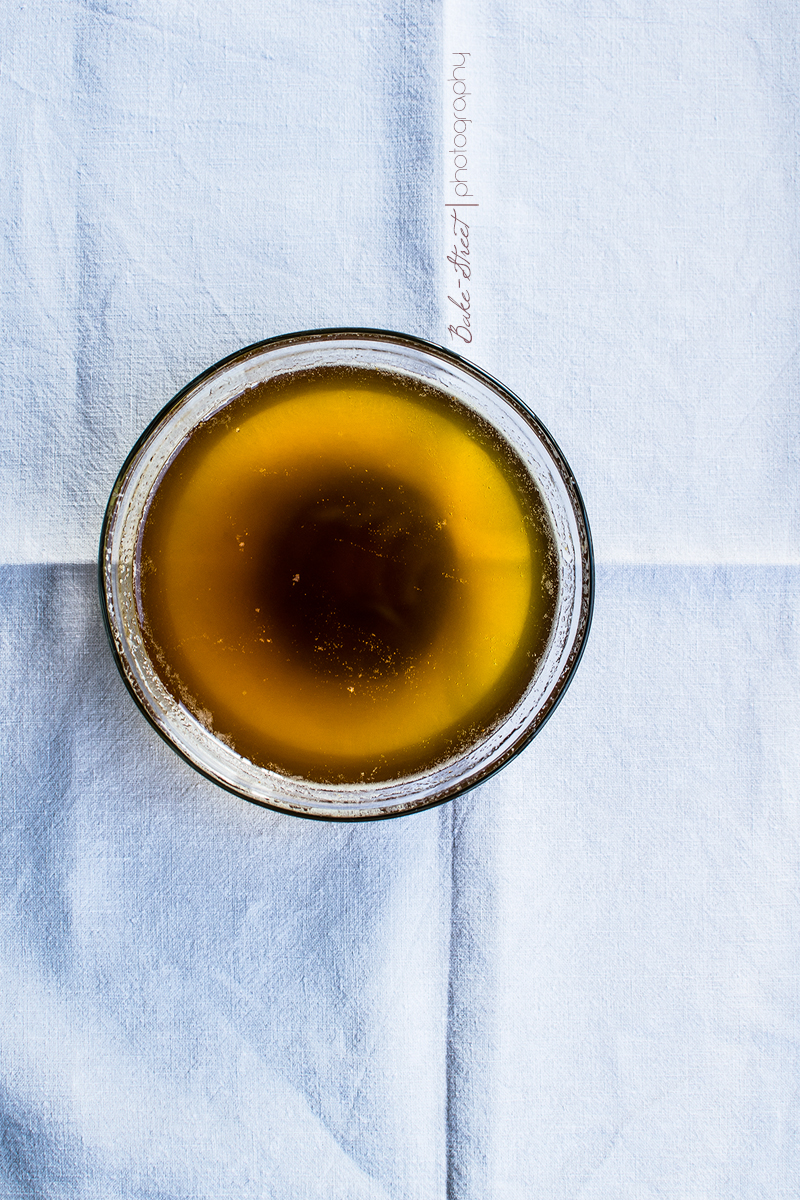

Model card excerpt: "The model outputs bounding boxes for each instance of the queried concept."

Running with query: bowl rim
[99,326,594,821]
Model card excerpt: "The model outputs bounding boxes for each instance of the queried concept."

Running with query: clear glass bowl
[100,329,593,820]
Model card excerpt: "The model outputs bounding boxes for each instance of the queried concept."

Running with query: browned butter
[137,366,558,783]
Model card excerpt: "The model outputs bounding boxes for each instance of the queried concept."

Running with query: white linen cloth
[1,1,798,1196]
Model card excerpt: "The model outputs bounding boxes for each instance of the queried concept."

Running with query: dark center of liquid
[259,470,457,679]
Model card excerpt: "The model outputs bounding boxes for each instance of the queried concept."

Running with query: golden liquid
[137,367,559,783]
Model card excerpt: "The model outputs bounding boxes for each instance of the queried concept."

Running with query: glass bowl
[100,328,593,820]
